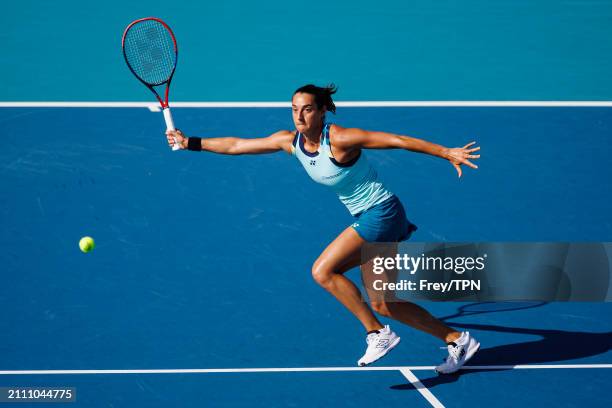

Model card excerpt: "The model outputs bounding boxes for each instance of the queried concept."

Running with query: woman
[166,84,481,374]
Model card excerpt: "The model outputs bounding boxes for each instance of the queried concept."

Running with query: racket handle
[163,107,180,151]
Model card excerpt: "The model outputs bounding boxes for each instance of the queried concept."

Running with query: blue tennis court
[1,105,611,407]
[2,1,612,407]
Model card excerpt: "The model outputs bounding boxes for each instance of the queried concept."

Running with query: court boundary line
[399,368,445,408]
[3,364,609,408]
[1,101,612,110]
[1,363,610,375]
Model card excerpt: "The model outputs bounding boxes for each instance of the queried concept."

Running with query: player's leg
[311,226,383,332]
[361,251,460,342]
[312,228,406,366]
[356,196,463,340]
[362,245,480,373]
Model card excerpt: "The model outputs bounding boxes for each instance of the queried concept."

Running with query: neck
[302,122,324,143]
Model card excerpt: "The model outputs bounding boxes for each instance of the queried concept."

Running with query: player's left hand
[444,142,480,178]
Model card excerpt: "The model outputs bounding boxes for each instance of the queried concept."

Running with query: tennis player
[166,84,481,374]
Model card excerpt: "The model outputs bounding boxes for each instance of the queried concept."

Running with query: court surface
[2,0,612,406]
[0,105,611,407]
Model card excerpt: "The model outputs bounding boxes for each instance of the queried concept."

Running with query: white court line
[399,368,445,408]
[2,366,608,408]
[3,364,608,408]
[0,364,610,375]
[1,101,612,109]
[0,102,160,109]
[0,366,428,375]
[465,364,612,370]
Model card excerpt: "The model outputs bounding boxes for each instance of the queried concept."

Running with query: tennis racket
[122,17,180,150]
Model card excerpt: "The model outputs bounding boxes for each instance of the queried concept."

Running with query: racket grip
[163,107,180,151]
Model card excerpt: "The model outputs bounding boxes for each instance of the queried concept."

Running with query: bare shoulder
[328,124,347,143]
[268,129,296,153]
[329,124,363,150]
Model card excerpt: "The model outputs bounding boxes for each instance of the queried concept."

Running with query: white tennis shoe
[435,331,480,374]
[357,325,401,366]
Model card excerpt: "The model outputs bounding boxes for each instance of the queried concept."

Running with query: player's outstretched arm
[332,125,481,178]
[166,129,295,155]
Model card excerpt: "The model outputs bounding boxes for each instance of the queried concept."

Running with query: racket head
[122,17,178,92]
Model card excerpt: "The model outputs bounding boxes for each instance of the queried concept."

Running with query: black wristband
[187,137,203,151]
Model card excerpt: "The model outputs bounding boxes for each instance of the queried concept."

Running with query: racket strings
[124,20,176,85]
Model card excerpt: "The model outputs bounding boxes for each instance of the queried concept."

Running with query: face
[292,92,326,135]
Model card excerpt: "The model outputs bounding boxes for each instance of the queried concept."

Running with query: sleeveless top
[291,123,394,215]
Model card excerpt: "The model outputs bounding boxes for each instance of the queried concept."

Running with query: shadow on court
[390,321,612,390]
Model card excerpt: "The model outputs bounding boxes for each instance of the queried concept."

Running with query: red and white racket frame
[122,17,180,151]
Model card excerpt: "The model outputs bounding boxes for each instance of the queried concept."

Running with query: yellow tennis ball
[79,236,95,253]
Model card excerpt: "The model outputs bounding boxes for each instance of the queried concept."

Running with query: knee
[311,260,333,288]
[370,300,392,317]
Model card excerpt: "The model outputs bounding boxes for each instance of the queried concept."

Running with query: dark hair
[293,83,337,114]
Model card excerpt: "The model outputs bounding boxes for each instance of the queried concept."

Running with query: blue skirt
[351,195,418,242]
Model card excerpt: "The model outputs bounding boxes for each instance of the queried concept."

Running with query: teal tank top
[292,123,394,215]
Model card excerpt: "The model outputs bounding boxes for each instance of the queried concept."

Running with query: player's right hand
[166,129,186,149]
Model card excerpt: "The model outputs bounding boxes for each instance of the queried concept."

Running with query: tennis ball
[79,236,95,253]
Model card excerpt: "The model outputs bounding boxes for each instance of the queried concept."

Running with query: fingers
[461,142,481,160]
[462,159,478,169]
[165,129,184,148]
[450,151,479,163]
[166,131,180,148]
[454,163,462,178]
[450,142,480,176]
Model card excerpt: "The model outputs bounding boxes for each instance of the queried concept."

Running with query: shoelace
[440,344,462,362]
[366,333,379,346]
